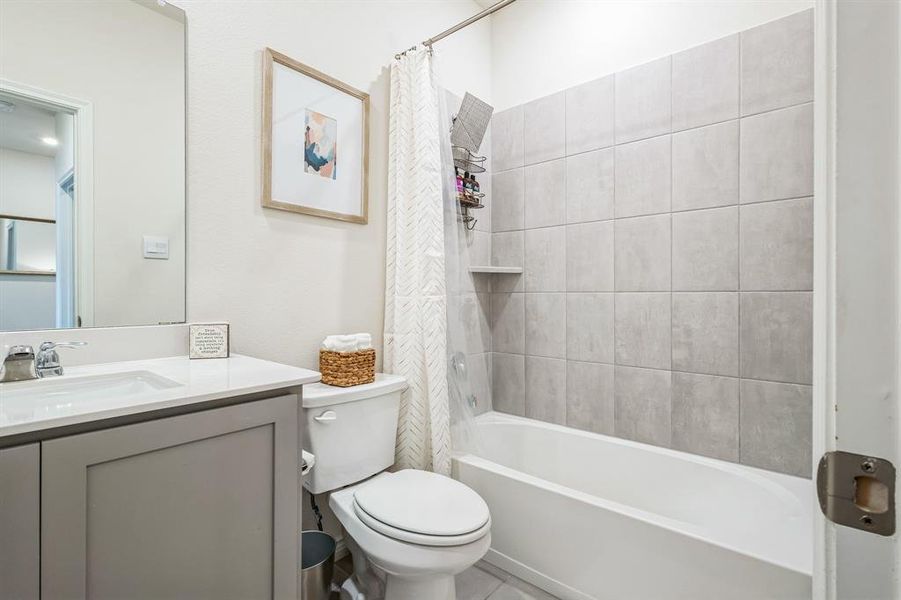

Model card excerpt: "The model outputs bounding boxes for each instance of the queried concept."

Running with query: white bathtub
[452,412,812,600]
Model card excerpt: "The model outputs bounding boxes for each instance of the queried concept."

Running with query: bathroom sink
[0,371,183,425]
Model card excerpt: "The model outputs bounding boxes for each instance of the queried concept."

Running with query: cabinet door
[0,443,40,600]
[41,395,299,600]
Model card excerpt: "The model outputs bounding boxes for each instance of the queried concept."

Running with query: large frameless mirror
[0,0,186,332]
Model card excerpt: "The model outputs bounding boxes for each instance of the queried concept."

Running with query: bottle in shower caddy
[471,174,480,199]
[463,171,473,200]
[455,167,464,201]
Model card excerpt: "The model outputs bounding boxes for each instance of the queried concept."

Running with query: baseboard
[334,536,348,561]
[483,549,593,600]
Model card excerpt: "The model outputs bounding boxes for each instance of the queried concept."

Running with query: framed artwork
[262,48,369,224]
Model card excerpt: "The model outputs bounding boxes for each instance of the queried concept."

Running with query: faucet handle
[36,341,87,377]
[39,341,87,352]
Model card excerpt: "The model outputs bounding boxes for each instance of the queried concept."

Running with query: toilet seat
[352,470,491,547]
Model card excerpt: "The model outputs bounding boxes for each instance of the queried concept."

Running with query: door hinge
[817,451,895,536]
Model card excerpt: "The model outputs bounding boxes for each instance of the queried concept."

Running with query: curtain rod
[396,0,517,58]
[423,0,518,47]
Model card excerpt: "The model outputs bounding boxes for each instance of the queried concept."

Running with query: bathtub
[452,412,812,600]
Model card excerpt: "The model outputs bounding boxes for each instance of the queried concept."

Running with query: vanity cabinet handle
[314,410,337,423]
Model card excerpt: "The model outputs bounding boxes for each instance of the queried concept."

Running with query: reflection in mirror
[1,218,58,274]
[0,0,186,332]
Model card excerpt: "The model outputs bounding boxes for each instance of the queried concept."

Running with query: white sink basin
[0,371,183,426]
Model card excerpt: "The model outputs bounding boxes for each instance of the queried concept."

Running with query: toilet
[302,373,491,600]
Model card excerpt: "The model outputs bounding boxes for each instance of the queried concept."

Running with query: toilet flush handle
[314,410,337,423]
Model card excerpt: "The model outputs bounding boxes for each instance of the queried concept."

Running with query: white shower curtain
[383,48,451,476]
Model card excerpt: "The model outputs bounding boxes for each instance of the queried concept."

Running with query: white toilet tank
[302,373,407,494]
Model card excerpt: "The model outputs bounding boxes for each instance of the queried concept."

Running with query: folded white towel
[321,333,373,352]
[352,333,373,350]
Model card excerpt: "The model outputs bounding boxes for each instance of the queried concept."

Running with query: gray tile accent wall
[489,9,814,478]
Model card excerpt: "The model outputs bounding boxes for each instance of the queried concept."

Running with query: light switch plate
[143,235,169,259]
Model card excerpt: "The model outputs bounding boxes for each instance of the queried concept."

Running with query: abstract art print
[304,109,337,179]
[262,48,369,223]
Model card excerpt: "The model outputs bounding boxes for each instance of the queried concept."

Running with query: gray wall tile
[467,230,490,266]
[525,293,566,359]
[740,103,814,204]
[567,293,614,363]
[565,75,615,155]
[490,292,524,354]
[614,366,672,446]
[523,91,566,165]
[470,272,491,294]
[740,9,814,115]
[672,206,738,291]
[459,293,491,355]
[491,169,524,232]
[524,226,566,292]
[566,361,615,435]
[524,159,566,228]
[615,135,672,218]
[672,292,739,376]
[672,34,740,131]
[525,356,566,424]
[615,214,672,291]
[483,12,814,477]
[567,221,614,292]
[672,372,739,461]
[615,56,672,144]
[740,292,812,384]
[491,231,524,293]
[492,352,525,416]
[672,120,739,212]
[740,197,813,290]
[615,292,672,370]
[474,127,492,233]
[566,148,614,223]
[740,380,812,477]
[492,106,524,172]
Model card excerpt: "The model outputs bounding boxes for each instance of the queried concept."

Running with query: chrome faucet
[36,342,87,378]
[0,341,87,383]
[0,346,38,382]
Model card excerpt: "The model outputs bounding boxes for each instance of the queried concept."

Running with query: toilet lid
[353,470,490,539]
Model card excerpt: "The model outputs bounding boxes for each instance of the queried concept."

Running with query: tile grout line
[490,99,814,176]
[737,28,744,465]
[669,53,675,449]
[489,193,814,235]
[610,71,617,438]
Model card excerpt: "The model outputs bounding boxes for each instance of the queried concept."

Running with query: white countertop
[0,354,320,441]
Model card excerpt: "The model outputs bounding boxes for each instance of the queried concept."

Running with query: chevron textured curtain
[384,49,452,476]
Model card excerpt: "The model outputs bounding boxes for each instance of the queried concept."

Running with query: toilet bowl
[330,470,491,600]
[302,374,491,600]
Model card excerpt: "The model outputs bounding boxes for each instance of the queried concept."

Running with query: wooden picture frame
[261,48,369,224]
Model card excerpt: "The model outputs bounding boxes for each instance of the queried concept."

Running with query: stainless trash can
[301,530,335,600]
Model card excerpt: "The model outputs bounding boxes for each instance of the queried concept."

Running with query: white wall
[0,0,186,328]
[176,0,492,370]
[0,274,55,331]
[0,149,57,330]
[0,148,55,220]
[490,0,814,110]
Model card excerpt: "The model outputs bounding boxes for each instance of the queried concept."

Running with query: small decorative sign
[189,323,230,359]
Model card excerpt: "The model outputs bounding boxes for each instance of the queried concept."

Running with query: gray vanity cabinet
[40,395,300,600]
[0,443,40,600]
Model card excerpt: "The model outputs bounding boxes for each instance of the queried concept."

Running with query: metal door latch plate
[817,451,895,536]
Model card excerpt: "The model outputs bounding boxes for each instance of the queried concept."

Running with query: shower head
[451,92,493,154]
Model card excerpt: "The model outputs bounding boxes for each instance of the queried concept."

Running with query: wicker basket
[319,348,376,387]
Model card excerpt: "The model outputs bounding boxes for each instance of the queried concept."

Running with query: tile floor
[331,554,559,600]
